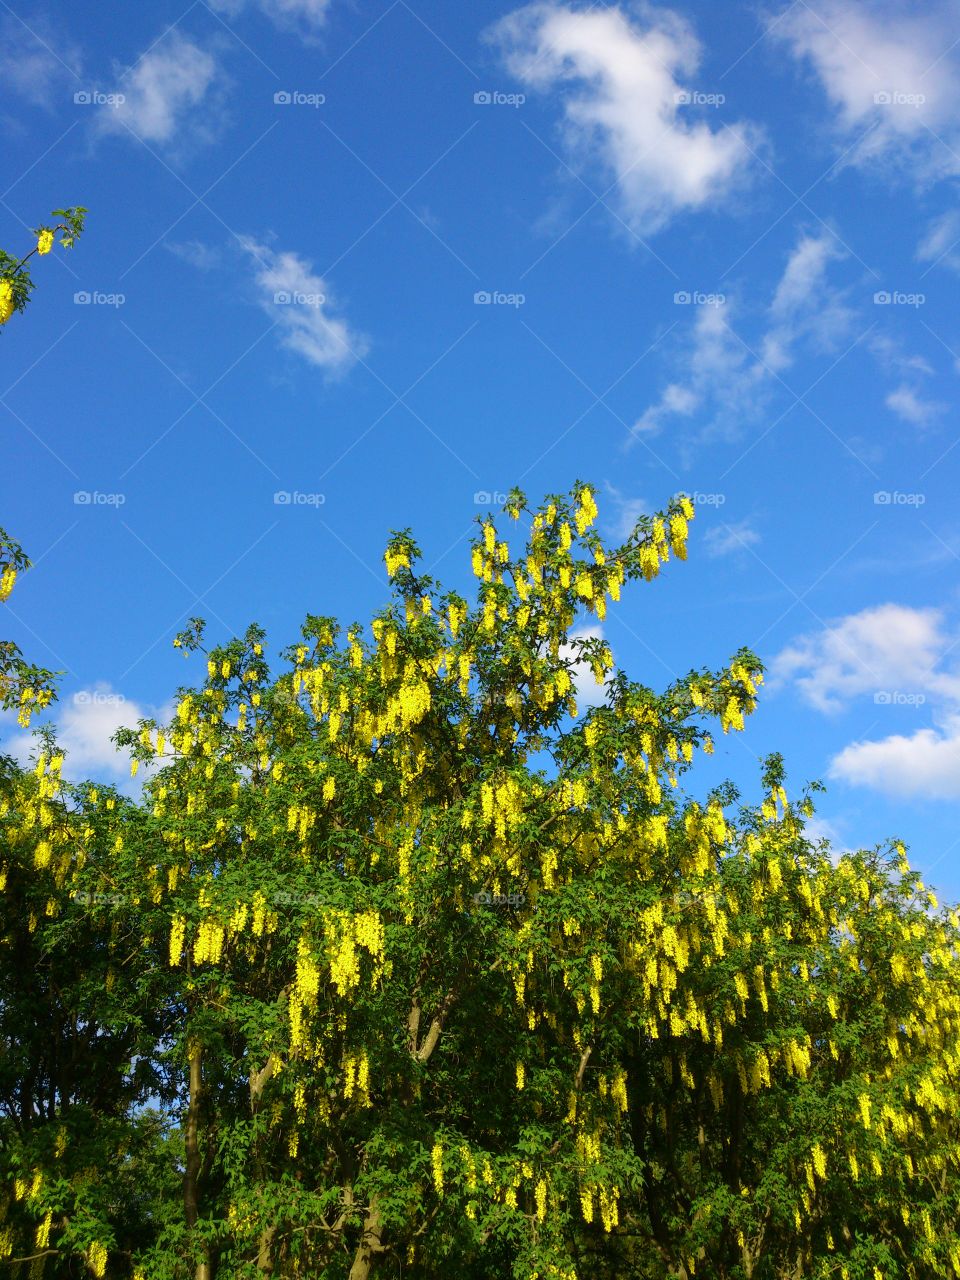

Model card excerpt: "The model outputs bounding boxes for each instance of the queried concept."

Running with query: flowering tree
[1,208,86,722]
[2,483,959,1279]
[0,208,86,328]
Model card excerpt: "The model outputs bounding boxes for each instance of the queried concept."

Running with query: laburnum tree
[1,483,959,1280]
[0,208,86,329]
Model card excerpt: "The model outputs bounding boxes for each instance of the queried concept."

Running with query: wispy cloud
[885,382,945,426]
[239,237,369,374]
[603,484,650,542]
[627,229,850,448]
[916,210,960,273]
[166,240,224,272]
[703,520,760,558]
[208,0,332,36]
[96,31,225,148]
[769,0,960,183]
[0,14,81,109]
[488,2,760,236]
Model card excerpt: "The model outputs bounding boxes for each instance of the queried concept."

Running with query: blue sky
[2,0,960,903]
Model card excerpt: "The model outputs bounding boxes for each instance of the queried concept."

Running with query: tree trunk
[184,1043,211,1280]
[348,1195,385,1280]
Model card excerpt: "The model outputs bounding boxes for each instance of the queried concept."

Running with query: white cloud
[773,603,960,800]
[770,603,960,713]
[2,684,167,784]
[885,382,945,426]
[0,16,81,109]
[239,237,368,374]
[769,1,960,182]
[561,625,612,708]
[489,2,760,235]
[916,210,960,272]
[631,381,700,438]
[829,714,960,800]
[762,232,854,371]
[866,332,933,378]
[627,301,767,448]
[627,230,852,448]
[208,0,332,33]
[97,32,223,146]
[703,520,760,558]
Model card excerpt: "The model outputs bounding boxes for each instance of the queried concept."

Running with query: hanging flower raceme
[0,278,15,325]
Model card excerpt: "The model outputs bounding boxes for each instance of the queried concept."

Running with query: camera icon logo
[473,290,491,304]
[274,91,292,104]
[474,90,492,105]
[273,291,291,304]
[674,90,692,105]
[74,291,91,304]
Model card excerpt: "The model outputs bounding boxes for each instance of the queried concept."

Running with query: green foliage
[1,483,959,1280]
[0,206,86,326]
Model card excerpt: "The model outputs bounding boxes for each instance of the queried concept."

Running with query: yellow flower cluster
[295,937,321,1004]
[343,1049,371,1105]
[193,919,225,965]
[169,915,186,967]
[35,1211,52,1249]
[432,1140,444,1196]
[574,486,599,535]
[37,230,54,255]
[384,548,410,577]
[87,1242,108,1277]
[598,1185,619,1232]
[0,564,16,600]
[0,278,14,325]
[480,775,525,839]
